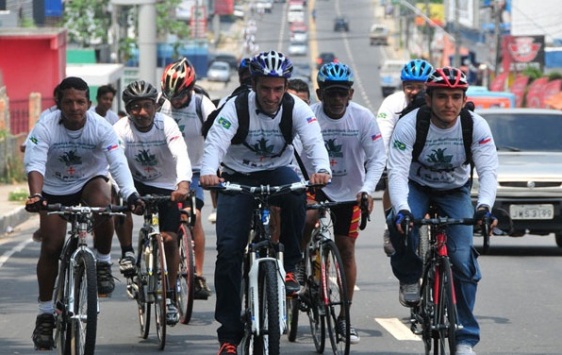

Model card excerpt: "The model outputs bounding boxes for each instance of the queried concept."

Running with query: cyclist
[287,77,311,104]
[113,80,193,326]
[23,76,144,350]
[386,67,498,355]
[159,57,215,300]
[377,58,433,256]
[302,62,386,344]
[89,84,120,125]
[199,50,331,355]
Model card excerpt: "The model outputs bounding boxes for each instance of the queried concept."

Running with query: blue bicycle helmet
[249,51,293,78]
[238,57,251,74]
[317,62,354,88]
[400,59,433,82]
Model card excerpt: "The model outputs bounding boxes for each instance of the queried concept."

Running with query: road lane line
[375,317,421,341]
[0,238,33,268]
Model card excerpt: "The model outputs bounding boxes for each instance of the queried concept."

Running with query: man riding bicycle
[113,80,192,326]
[199,50,331,355]
[386,67,498,355]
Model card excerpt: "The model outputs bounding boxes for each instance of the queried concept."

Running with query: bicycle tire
[418,225,430,267]
[306,245,326,354]
[70,250,97,355]
[154,234,167,350]
[252,260,280,355]
[178,223,195,325]
[55,257,71,355]
[433,257,458,355]
[322,240,351,355]
[417,262,434,355]
[136,228,151,339]
[286,258,304,342]
[482,233,490,254]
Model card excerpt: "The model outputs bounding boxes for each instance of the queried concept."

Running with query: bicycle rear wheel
[322,240,350,355]
[306,247,326,354]
[286,259,304,342]
[154,234,167,350]
[136,228,151,339]
[177,223,195,325]
[70,250,98,355]
[55,262,71,355]
[433,258,458,355]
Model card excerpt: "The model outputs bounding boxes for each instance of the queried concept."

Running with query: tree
[64,0,112,47]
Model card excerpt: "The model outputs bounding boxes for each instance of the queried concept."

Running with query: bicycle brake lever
[359,192,369,231]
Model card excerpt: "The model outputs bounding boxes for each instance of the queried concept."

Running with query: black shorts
[135,181,180,233]
[315,190,360,239]
[43,175,110,205]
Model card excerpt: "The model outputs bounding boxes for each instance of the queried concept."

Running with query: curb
[0,205,30,237]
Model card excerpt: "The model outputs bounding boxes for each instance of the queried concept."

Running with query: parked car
[316,52,338,69]
[207,61,231,83]
[209,53,238,71]
[472,108,562,248]
[369,24,389,45]
[378,59,408,96]
[290,21,308,33]
[288,40,308,56]
[333,16,349,32]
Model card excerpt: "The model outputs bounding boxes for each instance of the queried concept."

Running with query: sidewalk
[0,182,30,237]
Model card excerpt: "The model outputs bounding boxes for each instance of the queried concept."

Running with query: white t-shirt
[300,101,386,201]
[113,112,192,190]
[160,93,216,171]
[376,90,409,156]
[388,108,498,213]
[88,107,120,126]
[200,91,331,176]
[24,110,136,199]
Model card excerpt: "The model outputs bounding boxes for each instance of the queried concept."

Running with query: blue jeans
[386,181,481,347]
[214,167,306,343]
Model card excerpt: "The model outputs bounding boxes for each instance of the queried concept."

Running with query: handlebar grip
[481,215,491,237]
[359,192,369,231]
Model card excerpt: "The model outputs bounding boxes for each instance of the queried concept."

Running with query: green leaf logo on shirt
[59,150,82,166]
[393,139,406,151]
[325,138,343,158]
[377,112,388,119]
[252,138,274,156]
[217,117,231,129]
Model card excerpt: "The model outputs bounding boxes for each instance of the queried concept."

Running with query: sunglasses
[324,88,350,98]
[129,101,155,113]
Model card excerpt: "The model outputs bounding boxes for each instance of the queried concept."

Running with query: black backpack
[201,89,295,147]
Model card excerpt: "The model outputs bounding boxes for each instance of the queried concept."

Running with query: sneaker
[383,229,395,256]
[96,262,115,297]
[456,343,476,355]
[399,282,420,307]
[119,251,136,277]
[218,341,238,355]
[285,271,301,295]
[208,209,217,223]
[166,299,179,326]
[336,318,360,344]
[32,313,55,350]
[194,275,212,300]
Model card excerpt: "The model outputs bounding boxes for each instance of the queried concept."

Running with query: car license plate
[509,204,554,220]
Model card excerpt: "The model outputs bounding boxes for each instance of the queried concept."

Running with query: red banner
[489,72,508,92]
[510,75,529,108]
[541,79,562,108]
[214,0,234,15]
[525,77,549,108]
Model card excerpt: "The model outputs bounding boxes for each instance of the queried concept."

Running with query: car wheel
[555,234,562,248]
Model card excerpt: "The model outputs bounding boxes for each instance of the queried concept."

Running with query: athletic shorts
[43,175,109,206]
[314,190,361,239]
[135,181,180,233]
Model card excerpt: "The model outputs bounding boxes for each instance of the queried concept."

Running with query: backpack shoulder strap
[412,106,432,162]
[194,93,204,125]
[232,90,250,144]
[279,93,295,143]
[460,108,473,165]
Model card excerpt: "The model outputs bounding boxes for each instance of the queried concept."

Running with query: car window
[482,113,562,152]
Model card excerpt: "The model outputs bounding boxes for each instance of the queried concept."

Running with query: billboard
[501,35,545,72]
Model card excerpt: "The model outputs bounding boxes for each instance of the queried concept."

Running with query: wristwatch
[317,169,330,175]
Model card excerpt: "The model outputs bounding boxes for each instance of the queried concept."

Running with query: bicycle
[210,181,310,355]
[126,194,182,350]
[286,199,353,355]
[406,206,490,355]
[177,193,197,325]
[48,203,127,355]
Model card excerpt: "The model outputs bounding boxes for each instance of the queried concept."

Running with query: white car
[288,41,308,56]
[290,30,308,42]
[207,61,231,83]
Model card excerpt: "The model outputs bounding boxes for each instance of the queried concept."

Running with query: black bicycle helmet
[249,50,293,78]
[122,80,158,107]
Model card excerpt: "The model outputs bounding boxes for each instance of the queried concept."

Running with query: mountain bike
[126,195,177,350]
[287,200,352,355]
[48,203,128,355]
[406,206,490,355]
[177,193,196,325]
[211,181,310,355]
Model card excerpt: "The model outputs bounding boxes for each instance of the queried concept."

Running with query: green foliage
[0,157,26,184]
[0,130,7,140]
[521,67,543,81]
[548,71,562,81]
[64,0,112,47]
[8,189,28,202]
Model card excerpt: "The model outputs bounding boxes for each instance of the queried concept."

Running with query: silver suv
[473,108,562,248]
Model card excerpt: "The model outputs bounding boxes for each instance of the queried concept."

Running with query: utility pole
[493,0,503,77]
[453,0,461,67]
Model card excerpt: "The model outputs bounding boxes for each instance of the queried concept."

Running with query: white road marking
[375,317,421,341]
[0,238,34,268]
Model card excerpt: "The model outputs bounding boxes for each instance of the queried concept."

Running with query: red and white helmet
[425,67,468,92]
[161,57,196,99]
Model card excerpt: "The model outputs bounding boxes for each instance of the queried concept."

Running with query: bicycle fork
[247,256,287,336]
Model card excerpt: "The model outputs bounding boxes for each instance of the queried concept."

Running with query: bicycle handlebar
[208,181,311,197]
[403,215,491,241]
[306,200,356,211]
[45,204,129,216]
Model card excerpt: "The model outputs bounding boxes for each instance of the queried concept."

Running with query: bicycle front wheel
[252,260,281,355]
[154,234,167,350]
[306,248,326,353]
[322,240,350,355]
[177,223,195,325]
[286,259,304,342]
[136,228,151,339]
[70,250,98,355]
[433,258,458,355]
